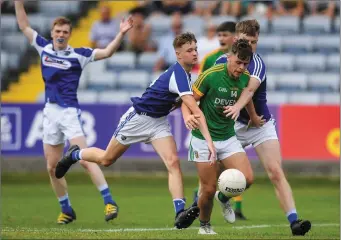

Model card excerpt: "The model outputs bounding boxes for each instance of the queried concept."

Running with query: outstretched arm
[181,94,216,164]
[94,16,133,61]
[15,1,35,43]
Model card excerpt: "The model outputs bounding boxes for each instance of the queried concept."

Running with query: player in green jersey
[198,21,248,220]
[198,21,236,74]
[182,39,255,235]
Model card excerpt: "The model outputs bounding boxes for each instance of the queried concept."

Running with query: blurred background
[1,0,340,176]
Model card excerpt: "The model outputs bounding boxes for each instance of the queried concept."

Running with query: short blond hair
[235,19,259,36]
[173,32,197,49]
[52,17,72,32]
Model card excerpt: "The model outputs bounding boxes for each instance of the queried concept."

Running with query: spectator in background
[90,5,122,49]
[307,1,337,19]
[197,23,220,63]
[246,1,274,20]
[220,1,243,17]
[153,12,183,72]
[125,7,155,55]
[151,0,193,15]
[274,0,304,17]
[193,1,220,17]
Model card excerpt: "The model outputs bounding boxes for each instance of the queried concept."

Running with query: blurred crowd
[89,0,339,72]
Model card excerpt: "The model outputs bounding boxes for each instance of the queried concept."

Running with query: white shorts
[43,103,84,145]
[235,118,278,148]
[114,107,173,145]
[188,135,245,162]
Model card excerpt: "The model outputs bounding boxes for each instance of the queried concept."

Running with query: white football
[218,169,246,197]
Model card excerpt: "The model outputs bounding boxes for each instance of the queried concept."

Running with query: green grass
[1,173,340,239]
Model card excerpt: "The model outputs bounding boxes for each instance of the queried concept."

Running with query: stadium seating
[1,15,18,33]
[321,93,340,104]
[288,92,321,105]
[137,52,159,71]
[117,70,150,90]
[271,16,300,34]
[264,53,295,72]
[78,90,98,104]
[276,73,308,91]
[1,3,340,106]
[266,91,289,105]
[281,35,313,54]
[308,73,339,92]
[295,54,327,72]
[313,35,339,54]
[303,15,332,35]
[257,35,282,55]
[98,90,131,104]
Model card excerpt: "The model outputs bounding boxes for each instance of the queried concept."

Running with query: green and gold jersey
[198,49,224,74]
[192,63,250,141]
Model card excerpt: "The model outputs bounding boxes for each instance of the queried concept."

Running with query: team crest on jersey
[42,54,71,70]
[194,151,199,159]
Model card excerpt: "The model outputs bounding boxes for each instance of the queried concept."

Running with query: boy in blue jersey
[55,32,216,229]
[15,1,133,224]
[203,19,311,236]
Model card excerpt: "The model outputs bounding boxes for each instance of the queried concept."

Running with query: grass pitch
[1,173,339,239]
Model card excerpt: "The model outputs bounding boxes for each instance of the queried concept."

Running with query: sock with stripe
[98,184,116,205]
[71,150,82,162]
[58,194,72,214]
[286,209,298,224]
[173,198,186,215]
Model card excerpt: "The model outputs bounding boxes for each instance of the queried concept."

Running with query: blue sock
[71,150,82,161]
[287,209,298,224]
[99,185,115,205]
[173,198,186,215]
[58,194,72,214]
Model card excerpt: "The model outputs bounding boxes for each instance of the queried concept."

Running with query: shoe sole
[175,207,200,229]
[105,212,118,222]
[300,221,311,235]
[293,220,311,236]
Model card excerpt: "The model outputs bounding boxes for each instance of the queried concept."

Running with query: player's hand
[247,115,265,129]
[120,16,133,34]
[184,114,200,130]
[223,105,241,121]
[207,142,217,166]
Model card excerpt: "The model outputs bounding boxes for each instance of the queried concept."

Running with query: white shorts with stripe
[234,118,278,148]
[43,103,84,145]
[114,107,173,145]
[188,135,245,162]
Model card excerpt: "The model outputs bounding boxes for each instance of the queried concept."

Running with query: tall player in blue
[14,1,133,224]
[214,20,311,236]
[55,32,216,229]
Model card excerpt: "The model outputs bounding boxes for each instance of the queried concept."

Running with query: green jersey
[199,49,224,73]
[192,63,250,141]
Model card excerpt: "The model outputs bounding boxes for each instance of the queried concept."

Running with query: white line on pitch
[2,223,339,233]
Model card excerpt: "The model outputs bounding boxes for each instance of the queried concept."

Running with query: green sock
[235,201,242,211]
[218,192,230,203]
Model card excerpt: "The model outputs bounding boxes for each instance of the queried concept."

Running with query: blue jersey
[31,31,96,108]
[215,53,271,124]
[131,62,193,118]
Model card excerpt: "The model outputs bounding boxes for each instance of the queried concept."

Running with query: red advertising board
[280,105,340,161]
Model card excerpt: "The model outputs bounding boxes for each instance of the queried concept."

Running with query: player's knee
[267,165,284,184]
[46,163,56,176]
[201,183,216,199]
[100,157,113,167]
[166,155,180,172]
